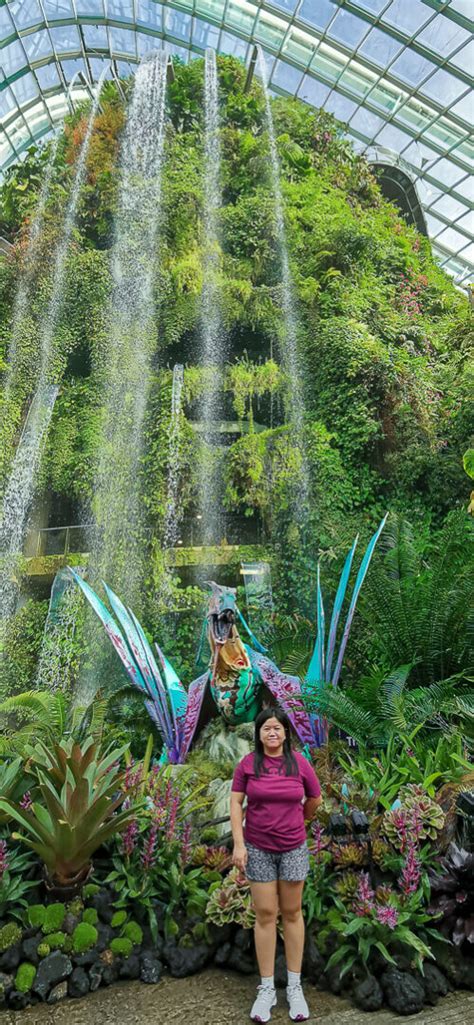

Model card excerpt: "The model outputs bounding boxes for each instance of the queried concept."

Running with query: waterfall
[35,568,83,694]
[256,49,309,506]
[198,48,225,546]
[86,52,168,605]
[0,72,107,627]
[163,363,184,551]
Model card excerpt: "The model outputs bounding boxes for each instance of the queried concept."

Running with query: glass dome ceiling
[0,1,472,284]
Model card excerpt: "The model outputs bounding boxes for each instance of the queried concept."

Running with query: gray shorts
[246,841,310,883]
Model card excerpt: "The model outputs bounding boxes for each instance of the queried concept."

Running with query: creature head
[205,581,239,646]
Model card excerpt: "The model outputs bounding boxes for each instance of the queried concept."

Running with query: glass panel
[390,49,435,86]
[416,179,442,205]
[89,57,114,79]
[109,28,136,55]
[226,1,257,35]
[452,210,474,235]
[82,24,109,49]
[324,92,358,122]
[297,74,330,106]
[192,18,220,49]
[7,0,43,31]
[137,0,162,28]
[254,11,287,50]
[50,25,81,53]
[397,139,438,168]
[219,30,248,58]
[0,5,15,39]
[452,92,473,124]
[0,134,14,164]
[0,88,16,116]
[358,27,403,67]
[1,39,26,76]
[299,0,335,31]
[42,0,74,19]
[284,28,316,67]
[271,59,303,93]
[272,0,298,12]
[339,65,376,99]
[328,10,370,48]
[424,211,446,237]
[370,79,406,114]
[450,40,474,73]
[436,226,471,252]
[107,0,133,19]
[458,241,474,264]
[427,158,465,187]
[195,0,225,21]
[137,34,162,55]
[10,73,39,105]
[353,0,388,12]
[455,176,473,202]
[311,50,344,84]
[35,63,61,89]
[374,122,413,151]
[62,58,87,82]
[449,0,474,14]
[166,10,192,41]
[22,29,53,62]
[417,15,468,56]
[421,69,467,105]
[349,106,384,136]
[429,194,469,222]
[383,0,432,35]
[76,0,105,14]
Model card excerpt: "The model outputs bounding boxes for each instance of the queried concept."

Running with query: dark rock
[47,981,68,1004]
[233,928,252,953]
[0,942,21,972]
[101,965,114,986]
[96,923,114,952]
[140,954,162,984]
[324,963,347,995]
[88,963,103,992]
[32,951,73,1001]
[303,934,325,984]
[381,968,425,1015]
[227,947,256,975]
[433,942,474,990]
[214,942,231,967]
[274,952,287,988]
[73,947,100,968]
[421,963,449,1005]
[91,890,114,925]
[164,942,210,978]
[353,974,384,1012]
[8,990,29,1011]
[22,936,40,965]
[68,967,90,999]
[119,953,140,980]
[62,913,80,936]
[0,972,14,995]
[206,923,233,946]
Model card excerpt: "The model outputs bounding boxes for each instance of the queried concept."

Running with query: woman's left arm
[303,795,322,822]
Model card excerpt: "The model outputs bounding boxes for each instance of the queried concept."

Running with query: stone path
[1,970,473,1025]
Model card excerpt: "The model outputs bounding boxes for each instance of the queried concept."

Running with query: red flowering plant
[103,759,212,940]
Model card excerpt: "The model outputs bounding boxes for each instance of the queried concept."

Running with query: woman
[231,706,322,1023]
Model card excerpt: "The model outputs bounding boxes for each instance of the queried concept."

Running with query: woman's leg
[250,880,279,977]
[278,880,305,972]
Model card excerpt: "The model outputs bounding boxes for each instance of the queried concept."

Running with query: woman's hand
[232,843,248,872]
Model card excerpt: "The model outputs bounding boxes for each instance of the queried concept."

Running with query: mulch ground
[1,969,473,1025]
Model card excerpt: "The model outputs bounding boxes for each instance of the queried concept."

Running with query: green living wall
[0,58,472,706]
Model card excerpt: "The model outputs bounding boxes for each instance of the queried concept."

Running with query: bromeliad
[70,516,386,763]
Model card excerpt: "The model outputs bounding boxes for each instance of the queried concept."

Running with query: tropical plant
[0,690,109,755]
[382,784,445,849]
[205,866,255,929]
[0,737,134,895]
[0,841,37,922]
[0,758,24,823]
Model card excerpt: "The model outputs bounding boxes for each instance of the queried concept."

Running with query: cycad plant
[0,736,134,897]
[0,688,109,756]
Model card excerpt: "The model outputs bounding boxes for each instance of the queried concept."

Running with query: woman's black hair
[253,706,298,778]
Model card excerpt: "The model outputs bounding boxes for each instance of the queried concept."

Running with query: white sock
[287,970,301,988]
[261,975,275,990]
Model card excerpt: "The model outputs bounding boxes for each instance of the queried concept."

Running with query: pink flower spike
[0,840,8,880]
[376,905,399,929]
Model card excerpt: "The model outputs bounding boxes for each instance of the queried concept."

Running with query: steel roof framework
[0,0,472,283]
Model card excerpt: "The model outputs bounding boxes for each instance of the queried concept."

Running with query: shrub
[0,922,22,952]
[14,963,37,993]
[72,922,98,954]
[122,921,143,946]
[110,937,133,958]
[82,908,98,926]
[111,910,127,929]
[28,904,46,929]
[42,931,66,949]
[37,943,50,958]
[83,883,100,898]
[42,903,66,934]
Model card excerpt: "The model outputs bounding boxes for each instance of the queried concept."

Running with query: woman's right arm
[230,791,248,871]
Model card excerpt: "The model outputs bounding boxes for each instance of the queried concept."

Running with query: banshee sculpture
[70,516,386,762]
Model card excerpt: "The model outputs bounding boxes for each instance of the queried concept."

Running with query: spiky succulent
[331,842,365,868]
[371,838,392,867]
[428,843,474,948]
[192,844,232,872]
[206,867,255,929]
[383,784,444,849]
[334,870,360,902]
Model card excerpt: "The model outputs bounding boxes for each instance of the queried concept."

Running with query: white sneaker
[250,984,277,1022]
[286,982,309,1022]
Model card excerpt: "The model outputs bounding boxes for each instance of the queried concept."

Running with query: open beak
[210,609,235,644]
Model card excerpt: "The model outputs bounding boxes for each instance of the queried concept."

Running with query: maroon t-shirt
[231,751,321,852]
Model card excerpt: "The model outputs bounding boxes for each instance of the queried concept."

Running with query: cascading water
[256,48,309,506]
[86,52,168,607]
[36,568,83,694]
[163,363,184,551]
[198,48,226,546]
[0,72,107,627]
